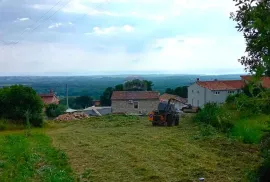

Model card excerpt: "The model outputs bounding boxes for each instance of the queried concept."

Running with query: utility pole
[66,84,69,108]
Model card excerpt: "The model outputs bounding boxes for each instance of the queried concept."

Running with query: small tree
[46,104,67,118]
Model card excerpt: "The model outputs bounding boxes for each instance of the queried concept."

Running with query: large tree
[0,85,44,126]
[231,0,270,75]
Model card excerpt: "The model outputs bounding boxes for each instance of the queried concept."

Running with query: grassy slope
[47,115,260,182]
[0,131,74,182]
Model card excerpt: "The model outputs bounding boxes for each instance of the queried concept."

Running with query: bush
[230,116,269,144]
[256,133,270,182]
[46,104,67,118]
[193,103,234,132]
[0,85,44,126]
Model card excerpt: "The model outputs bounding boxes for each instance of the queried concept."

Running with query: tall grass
[230,116,270,144]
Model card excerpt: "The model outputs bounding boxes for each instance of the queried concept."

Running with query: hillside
[0,75,241,99]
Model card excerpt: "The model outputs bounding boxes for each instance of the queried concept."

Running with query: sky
[0,0,247,76]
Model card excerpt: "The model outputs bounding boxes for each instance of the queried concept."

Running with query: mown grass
[47,115,260,182]
[0,131,74,182]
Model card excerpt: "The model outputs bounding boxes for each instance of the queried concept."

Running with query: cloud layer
[0,0,245,75]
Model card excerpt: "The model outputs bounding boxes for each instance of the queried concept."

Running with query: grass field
[0,131,74,182]
[47,115,260,182]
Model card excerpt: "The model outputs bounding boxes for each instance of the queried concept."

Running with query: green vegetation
[59,96,93,109]
[46,104,67,118]
[0,85,44,127]
[165,86,188,98]
[0,132,74,182]
[193,78,270,181]
[47,115,259,182]
[100,79,154,106]
[231,0,270,75]
[230,115,270,144]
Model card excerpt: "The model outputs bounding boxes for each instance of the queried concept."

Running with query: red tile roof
[39,93,59,105]
[111,91,160,100]
[160,93,187,103]
[241,75,270,88]
[196,80,245,91]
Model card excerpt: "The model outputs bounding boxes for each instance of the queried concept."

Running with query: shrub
[226,93,240,104]
[230,116,269,144]
[256,132,270,182]
[46,104,67,118]
[0,85,44,126]
[193,103,234,132]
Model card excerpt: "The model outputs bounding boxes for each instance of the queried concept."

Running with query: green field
[0,115,261,182]
[0,131,74,182]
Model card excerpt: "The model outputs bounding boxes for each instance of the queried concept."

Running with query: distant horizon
[0,71,247,77]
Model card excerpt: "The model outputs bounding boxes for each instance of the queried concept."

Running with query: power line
[10,0,73,47]
[17,0,64,39]
[0,0,64,47]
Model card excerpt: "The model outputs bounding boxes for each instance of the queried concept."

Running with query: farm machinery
[148,98,180,126]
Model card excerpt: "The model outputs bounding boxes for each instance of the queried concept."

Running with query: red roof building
[240,75,270,88]
[188,75,270,108]
[111,91,160,100]
[39,90,59,105]
[196,80,245,91]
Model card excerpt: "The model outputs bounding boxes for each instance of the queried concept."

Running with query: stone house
[111,91,160,115]
[159,93,188,110]
[188,75,270,107]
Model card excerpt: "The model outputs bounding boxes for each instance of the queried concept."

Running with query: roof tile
[196,80,245,90]
[111,91,160,100]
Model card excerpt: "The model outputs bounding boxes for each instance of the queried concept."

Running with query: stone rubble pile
[54,112,89,122]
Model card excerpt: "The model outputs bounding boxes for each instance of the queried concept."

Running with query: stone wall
[111,99,159,114]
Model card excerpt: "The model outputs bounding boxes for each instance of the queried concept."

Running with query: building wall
[188,82,241,107]
[111,99,160,114]
[206,89,240,104]
[188,83,206,107]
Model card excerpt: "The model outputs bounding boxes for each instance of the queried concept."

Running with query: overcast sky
[0,0,246,76]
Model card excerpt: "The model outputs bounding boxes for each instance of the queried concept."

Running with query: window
[228,91,235,94]
[134,101,139,109]
[214,91,220,95]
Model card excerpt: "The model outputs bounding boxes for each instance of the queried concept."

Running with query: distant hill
[0,74,242,99]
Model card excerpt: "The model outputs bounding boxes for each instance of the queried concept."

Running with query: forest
[0,74,241,99]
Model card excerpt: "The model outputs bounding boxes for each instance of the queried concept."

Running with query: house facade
[159,93,187,110]
[188,75,270,107]
[111,91,160,115]
[188,79,245,107]
[39,90,59,105]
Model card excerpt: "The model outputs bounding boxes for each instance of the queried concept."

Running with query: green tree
[165,86,188,98]
[165,88,175,95]
[143,80,154,91]
[0,85,44,126]
[123,79,153,91]
[100,87,114,106]
[73,96,93,109]
[174,86,188,98]
[115,84,124,91]
[46,104,67,118]
[231,0,270,75]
